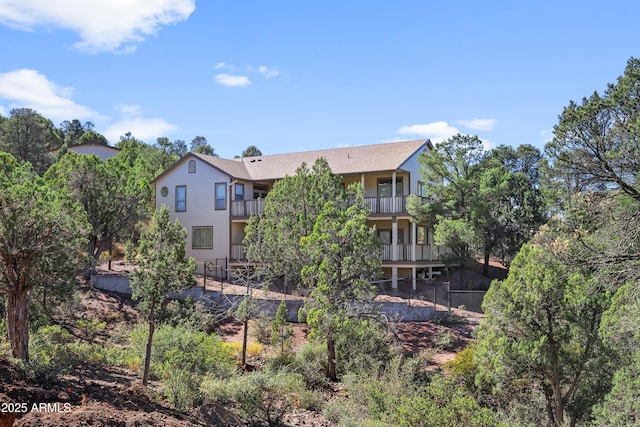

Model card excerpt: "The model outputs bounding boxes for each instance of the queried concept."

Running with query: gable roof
[189,139,431,182]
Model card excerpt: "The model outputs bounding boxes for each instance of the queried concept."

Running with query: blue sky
[0,1,639,158]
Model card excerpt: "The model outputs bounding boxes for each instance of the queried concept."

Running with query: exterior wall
[361,171,410,197]
[154,155,231,262]
[398,148,426,195]
[341,174,361,189]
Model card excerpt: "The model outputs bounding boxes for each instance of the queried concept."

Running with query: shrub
[434,329,455,351]
[432,311,467,326]
[223,340,263,360]
[200,374,233,404]
[334,318,397,377]
[131,323,235,379]
[323,354,436,426]
[266,351,297,372]
[159,298,223,334]
[251,316,272,345]
[227,370,306,427]
[444,344,476,388]
[131,323,236,411]
[293,340,327,389]
[164,369,202,411]
[27,325,74,386]
[76,318,107,343]
[392,375,500,427]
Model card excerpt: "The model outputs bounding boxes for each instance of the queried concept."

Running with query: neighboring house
[50,142,120,161]
[151,139,452,289]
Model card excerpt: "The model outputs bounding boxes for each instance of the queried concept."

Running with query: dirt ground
[0,259,501,426]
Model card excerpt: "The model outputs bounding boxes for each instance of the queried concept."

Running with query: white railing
[231,244,245,261]
[231,198,264,217]
[381,244,450,262]
[365,196,406,214]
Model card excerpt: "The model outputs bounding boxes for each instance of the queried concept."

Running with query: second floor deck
[231,195,430,218]
[231,242,451,263]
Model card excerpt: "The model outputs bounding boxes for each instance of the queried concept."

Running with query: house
[151,139,452,290]
[50,142,120,161]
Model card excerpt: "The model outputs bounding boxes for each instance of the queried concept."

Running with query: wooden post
[446,281,451,312]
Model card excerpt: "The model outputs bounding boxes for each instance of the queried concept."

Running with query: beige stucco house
[151,139,451,289]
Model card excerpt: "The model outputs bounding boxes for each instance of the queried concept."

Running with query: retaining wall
[91,274,437,322]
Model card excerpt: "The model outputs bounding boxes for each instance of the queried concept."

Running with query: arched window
[188,159,196,173]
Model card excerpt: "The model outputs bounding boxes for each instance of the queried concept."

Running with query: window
[175,185,186,212]
[235,183,245,201]
[192,226,213,249]
[417,226,428,245]
[378,229,404,244]
[417,181,427,197]
[188,159,196,173]
[215,182,226,210]
[378,178,403,197]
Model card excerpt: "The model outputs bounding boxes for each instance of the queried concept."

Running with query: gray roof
[191,139,430,181]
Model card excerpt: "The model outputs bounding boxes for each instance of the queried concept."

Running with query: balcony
[364,195,429,215]
[381,244,452,262]
[231,198,265,217]
[233,242,451,263]
[232,195,429,217]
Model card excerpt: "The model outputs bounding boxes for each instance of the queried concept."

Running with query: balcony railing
[232,195,429,217]
[231,244,246,261]
[231,198,265,217]
[364,195,430,215]
[233,242,450,263]
[381,244,452,262]
[366,196,406,214]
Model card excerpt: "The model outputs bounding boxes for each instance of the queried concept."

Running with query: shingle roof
[191,139,430,181]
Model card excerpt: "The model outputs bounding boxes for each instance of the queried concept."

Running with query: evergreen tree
[130,205,196,385]
[0,153,88,362]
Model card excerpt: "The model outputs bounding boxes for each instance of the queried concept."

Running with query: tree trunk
[142,320,155,386]
[241,319,249,367]
[483,250,490,276]
[6,290,30,363]
[326,334,337,381]
[459,261,466,289]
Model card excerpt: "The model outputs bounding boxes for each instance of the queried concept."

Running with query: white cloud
[0,69,177,144]
[118,104,143,117]
[396,121,459,143]
[103,117,176,143]
[0,68,99,121]
[456,118,497,131]
[215,73,251,87]
[214,62,280,85]
[0,0,195,53]
[258,66,279,78]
